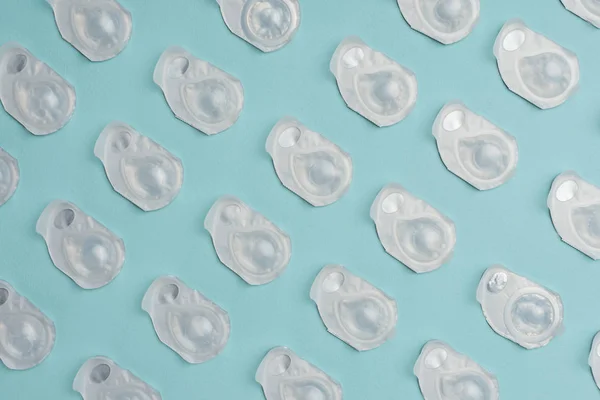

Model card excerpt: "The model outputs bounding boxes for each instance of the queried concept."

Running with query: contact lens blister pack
[547,171,600,260]
[73,356,161,400]
[0,147,19,206]
[94,122,183,211]
[266,117,352,207]
[310,265,397,351]
[216,0,301,52]
[397,0,480,44]
[256,347,343,400]
[0,280,55,370]
[433,101,518,190]
[142,276,230,364]
[204,196,291,285]
[561,0,600,28]
[493,19,579,109]
[588,331,600,390]
[47,0,132,61]
[476,265,564,349]
[0,43,75,135]
[414,340,499,400]
[154,46,244,135]
[330,37,418,127]
[36,200,125,289]
[370,183,456,273]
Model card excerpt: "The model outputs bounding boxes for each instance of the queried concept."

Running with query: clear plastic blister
[589,332,600,390]
[547,171,600,260]
[370,183,456,273]
[0,42,75,135]
[142,276,230,364]
[0,147,19,206]
[433,101,518,190]
[154,46,244,135]
[94,121,183,211]
[561,0,600,28]
[216,0,301,52]
[205,196,291,285]
[330,37,418,127]
[36,200,125,289]
[0,280,55,370]
[493,19,579,109]
[414,340,499,400]
[476,265,564,349]
[73,356,161,400]
[266,117,352,207]
[397,0,480,44]
[256,347,343,400]
[47,0,132,61]
[310,265,397,351]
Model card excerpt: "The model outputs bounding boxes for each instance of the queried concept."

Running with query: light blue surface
[1,0,600,398]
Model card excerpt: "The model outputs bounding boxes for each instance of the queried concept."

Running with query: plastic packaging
[216,0,301,52]
[47,0,132,61]
[589,331,600,390]
[397,0,480,44]
[310,264,397,351]
[73,356,161,400]
[142,276,230,364]
[370,183,456,273]
[433,101,518,190]
[561,0,600,28]
[476,265,564,349]
[205,196,291,285]
[256,347,343,400]
[0,280,55,370]
[0,147,19,206]
[94,121,183,211]
[0,42,75,135]
[36,200,125,289]
[154,46,244,135]
[493,19,579,109]
[330,37,417,127]
[266,117,352,206]
[414,340,499,400]
[547,171,600,260]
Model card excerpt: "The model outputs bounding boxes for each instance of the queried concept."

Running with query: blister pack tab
[547,171,600,260]
[310,265,397,351]
[47,0,132,61]
[561,0,600,28]
[73,356,161,400]
[0,43,75,135]
[256,347,343,400]
[36,200,125,289]
[589,332,600,390]
[330,37,418,127]
[216,0,301,52]
[414,340,499,400]
[433,101,518,190]
[266,117,352,207]
[0,280,55,370]
[397,0,480,44]
[94,122,183,211]
[205,196,291,285]
[370,183,456,273]
[476,265,564,349]
[154,46,244,135]
[493,19,579,109]
[0,147,19,206]
[142,276,230,364]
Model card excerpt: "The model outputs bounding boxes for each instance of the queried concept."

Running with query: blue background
[1,0,600,398]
